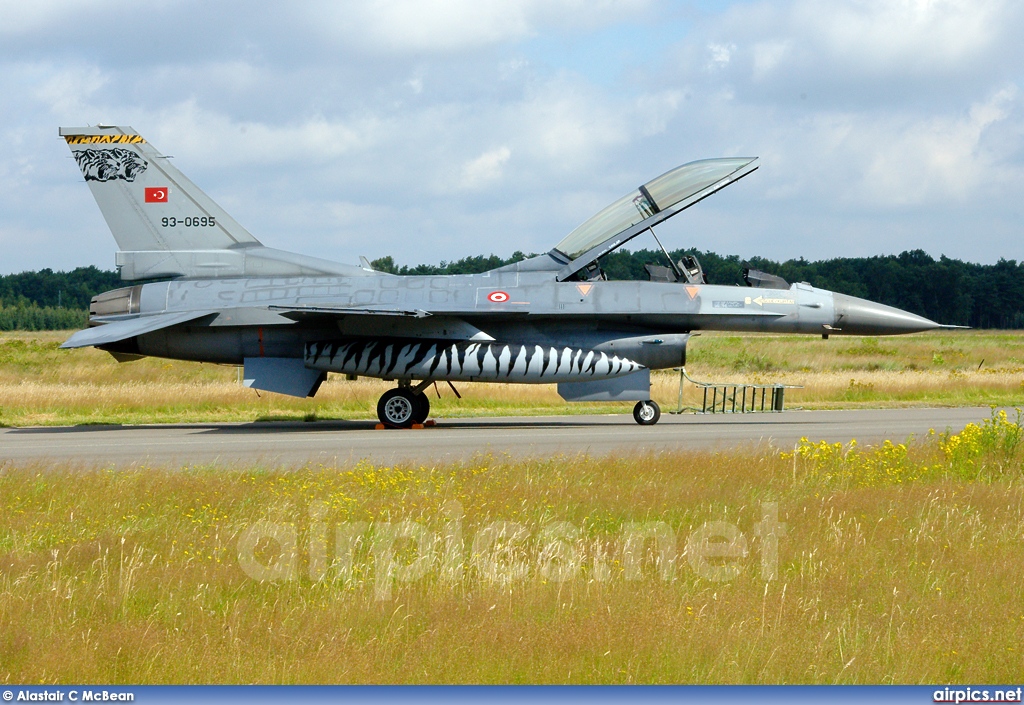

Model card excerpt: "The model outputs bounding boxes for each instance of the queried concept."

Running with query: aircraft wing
[61,310,216,349]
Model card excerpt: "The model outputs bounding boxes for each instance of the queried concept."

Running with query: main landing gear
[377,381,431,428]
[633,400,661,426]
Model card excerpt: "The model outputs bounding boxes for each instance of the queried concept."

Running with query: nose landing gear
[633,400,661,425]
[377,382,432,428]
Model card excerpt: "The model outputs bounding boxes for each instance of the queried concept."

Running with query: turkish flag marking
[145,187,169,203]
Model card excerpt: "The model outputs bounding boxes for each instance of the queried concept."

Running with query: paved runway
[0,407,996,468]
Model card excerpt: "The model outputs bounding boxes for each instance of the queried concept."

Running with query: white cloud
[751,40,790,81]
[460,147,512,189]
[524,94,626,164]
[700,0,1022,94]
[30,63,108,118]
[854,86,1019,206]
[508,80,666,170]
[305,0,651,54]
[145,102,384,168]
[633,90,684,137]
[683,84,1022,209]
[706,42,734,69]
[0,0,126,34]
[315,0,534,53]
[791,0,1007,72]
[3,0,1024,274]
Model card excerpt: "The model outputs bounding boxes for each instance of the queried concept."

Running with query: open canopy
[551,157,759,280]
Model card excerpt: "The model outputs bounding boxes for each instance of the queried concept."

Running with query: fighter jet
[59,125,957,426]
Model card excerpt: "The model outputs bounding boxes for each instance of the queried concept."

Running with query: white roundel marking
[487,291,509,303]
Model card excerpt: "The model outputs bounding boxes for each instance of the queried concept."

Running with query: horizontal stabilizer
[61,311,214,349]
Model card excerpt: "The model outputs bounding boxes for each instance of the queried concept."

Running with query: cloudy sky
[2,0,1022,275]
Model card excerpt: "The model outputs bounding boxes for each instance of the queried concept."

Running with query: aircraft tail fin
[61,125,364,280]
[61,125,260,251]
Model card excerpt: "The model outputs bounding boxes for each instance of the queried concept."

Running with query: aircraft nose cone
[832,293,943,335]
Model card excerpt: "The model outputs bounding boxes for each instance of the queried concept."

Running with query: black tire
[633,400,661,426]
[412,392,430,424]
[377,388,417,428]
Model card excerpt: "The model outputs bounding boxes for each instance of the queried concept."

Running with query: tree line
[0,266,121,310]
[0,266,117,331]
[2,251,1022,330]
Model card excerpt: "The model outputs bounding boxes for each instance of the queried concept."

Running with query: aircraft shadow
[197,418,603,434]
[6,416,618,436]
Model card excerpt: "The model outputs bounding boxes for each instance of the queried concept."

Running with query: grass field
[1,410,1022,683]
[1,329,1022,426]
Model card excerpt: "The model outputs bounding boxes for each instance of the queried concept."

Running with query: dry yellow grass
[1,329,1022,426]
[2,411,1023,683]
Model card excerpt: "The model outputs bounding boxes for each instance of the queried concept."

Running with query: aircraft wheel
[378,388,417,428]
[633,400,661,426]
[412,392,430,424]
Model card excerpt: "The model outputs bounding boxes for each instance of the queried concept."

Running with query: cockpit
[549,157,759,283]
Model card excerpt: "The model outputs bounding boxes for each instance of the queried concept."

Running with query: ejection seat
[644,254,707,284]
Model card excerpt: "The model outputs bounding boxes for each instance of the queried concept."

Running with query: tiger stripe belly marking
[305,339,644,383]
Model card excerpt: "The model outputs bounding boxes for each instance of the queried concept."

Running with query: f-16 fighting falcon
[59,125,958,426]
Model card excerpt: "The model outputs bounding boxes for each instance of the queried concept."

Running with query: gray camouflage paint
[101,268,837,372]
